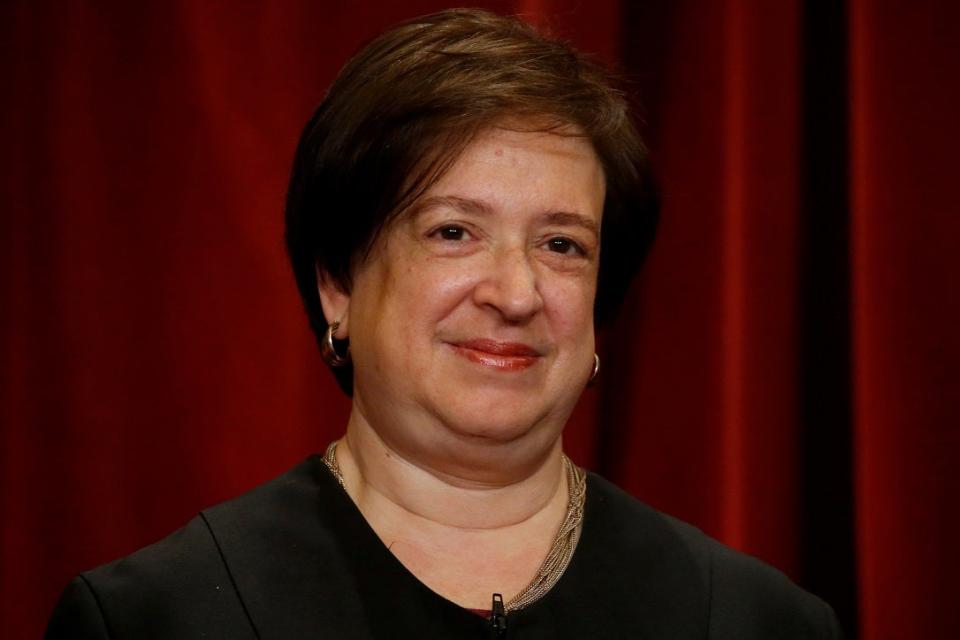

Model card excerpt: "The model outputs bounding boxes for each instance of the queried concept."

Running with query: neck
[336,406,567,531]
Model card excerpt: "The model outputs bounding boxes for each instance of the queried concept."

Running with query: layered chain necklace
[322,440,586,612]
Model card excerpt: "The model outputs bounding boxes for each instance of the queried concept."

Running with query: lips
[449,339,542,371]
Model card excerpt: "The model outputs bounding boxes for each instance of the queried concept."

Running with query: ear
[316,265,351,338]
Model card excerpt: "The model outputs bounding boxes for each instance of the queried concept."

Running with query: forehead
[448,124,602,177]
[419,125,606,217]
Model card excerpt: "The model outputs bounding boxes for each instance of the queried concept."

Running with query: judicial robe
[46,456,842,639]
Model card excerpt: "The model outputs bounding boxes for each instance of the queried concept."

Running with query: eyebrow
[414,195,493,217]
[543,211,599,237]
[414,195,599,237]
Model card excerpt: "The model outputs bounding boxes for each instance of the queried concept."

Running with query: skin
[318,124,605,609]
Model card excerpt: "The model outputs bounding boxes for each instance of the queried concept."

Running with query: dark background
[2,1,958,637]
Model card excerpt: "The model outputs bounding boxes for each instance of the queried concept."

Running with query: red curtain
[848,2,960,638]
[2,1,957,637]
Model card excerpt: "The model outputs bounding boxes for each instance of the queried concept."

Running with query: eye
[545,237,584,256]
[430,225,470,241]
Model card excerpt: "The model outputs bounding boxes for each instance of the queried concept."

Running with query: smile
[449,339,542,372]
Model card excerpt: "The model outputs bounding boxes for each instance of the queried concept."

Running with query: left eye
[546,237,582,255]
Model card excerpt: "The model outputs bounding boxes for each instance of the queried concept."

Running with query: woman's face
[329,125,605,471]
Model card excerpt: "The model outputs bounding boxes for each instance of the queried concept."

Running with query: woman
[47,9,840,639]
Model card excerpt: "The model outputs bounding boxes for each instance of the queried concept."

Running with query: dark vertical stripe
[798,1,858,637]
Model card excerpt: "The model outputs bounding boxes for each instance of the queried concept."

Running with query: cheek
[542,274,597,341]
[418,261,478,302]
[373,255,480,345]
[403,256,485,321]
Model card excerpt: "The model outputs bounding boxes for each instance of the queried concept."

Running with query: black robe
[46,456,842,639]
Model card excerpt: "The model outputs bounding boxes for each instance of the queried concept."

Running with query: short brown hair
[285,8,658,393]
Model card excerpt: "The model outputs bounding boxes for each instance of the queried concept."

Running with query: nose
[472,247,544,323]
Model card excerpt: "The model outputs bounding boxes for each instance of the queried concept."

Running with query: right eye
[430,225,470,241]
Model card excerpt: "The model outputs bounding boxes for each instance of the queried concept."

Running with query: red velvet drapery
[2,1,957,637]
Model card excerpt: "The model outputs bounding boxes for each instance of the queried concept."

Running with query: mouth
[448,339,542,372]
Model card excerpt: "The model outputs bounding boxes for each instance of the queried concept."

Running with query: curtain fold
[2,1,956,637]
[849,2,960,638]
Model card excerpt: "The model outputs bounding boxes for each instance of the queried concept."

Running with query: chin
[435,394,556,444]
[426,362,584,436]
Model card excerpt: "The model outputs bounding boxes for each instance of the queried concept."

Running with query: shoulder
[584,472,842,639]
[49,515,253,639]
[665,514,842,639]
[46,458,327,639]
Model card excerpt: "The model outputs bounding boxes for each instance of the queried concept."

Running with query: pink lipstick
[450,339,541,371]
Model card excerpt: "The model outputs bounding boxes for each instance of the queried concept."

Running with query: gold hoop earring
[588,353,600,386]
[321,321,350,367]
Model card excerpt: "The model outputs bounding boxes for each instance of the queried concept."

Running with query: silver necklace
[321,440,586,612]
